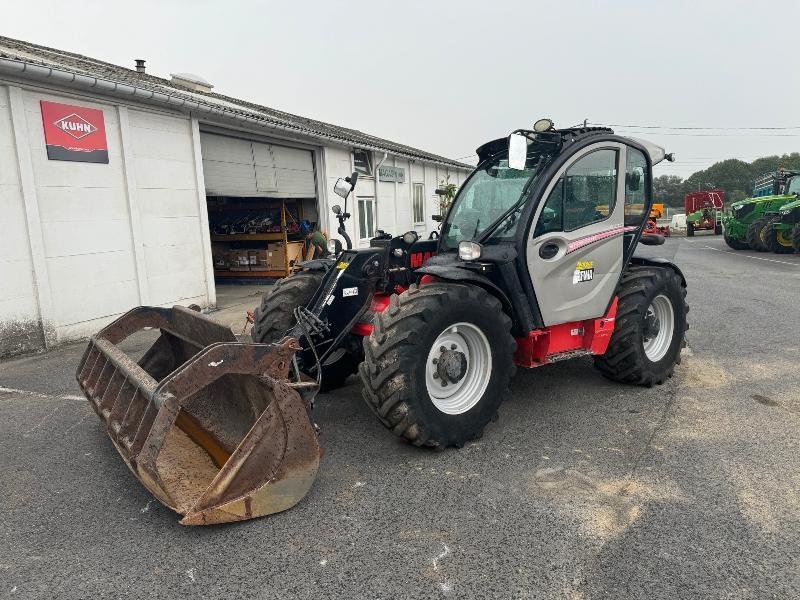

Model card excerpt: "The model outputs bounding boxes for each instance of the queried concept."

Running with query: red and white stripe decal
[566,225,638,254]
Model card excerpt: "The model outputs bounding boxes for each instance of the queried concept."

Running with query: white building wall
[128,109,208,309]
[0,85,40,357]
[0,84,213,350]
[21,89,141,343]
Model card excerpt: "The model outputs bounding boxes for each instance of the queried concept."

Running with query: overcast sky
[5,0,800,177]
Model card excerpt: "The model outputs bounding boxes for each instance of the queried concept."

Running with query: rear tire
[251,269,358,391]
[724,231,749,250]
[595,266,688,387]
[360,283,515,448]
[765,217,794,254]
[747,217,770,252]
[793,223,800,253]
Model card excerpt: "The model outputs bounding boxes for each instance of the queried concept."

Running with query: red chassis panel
[352,288,619,370]
[513,298,618,368]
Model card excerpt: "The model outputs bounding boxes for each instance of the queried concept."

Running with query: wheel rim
[642,294,675,362]
[425,322,492,415]
[777,230,793,247]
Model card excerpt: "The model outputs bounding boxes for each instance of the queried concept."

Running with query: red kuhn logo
[53,113,98,140]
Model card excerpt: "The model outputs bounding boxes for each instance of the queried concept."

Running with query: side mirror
[333,178,351,199]
[626,169,642,191]
[508,133,528,171]
[639,233,665,246]
[431,214,443,222]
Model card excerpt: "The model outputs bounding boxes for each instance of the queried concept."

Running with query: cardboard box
[227,249,250,271]
[266,247,284,272]
[250,249,270,271]
[266,241,305,271]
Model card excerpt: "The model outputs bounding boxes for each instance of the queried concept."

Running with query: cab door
[526,143,627,326]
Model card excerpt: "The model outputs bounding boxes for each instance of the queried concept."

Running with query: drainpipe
[373,151,388,234]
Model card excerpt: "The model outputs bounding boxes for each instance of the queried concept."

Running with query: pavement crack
[22,403,67,436]
[432,542,450,571]
[619,383,678,496]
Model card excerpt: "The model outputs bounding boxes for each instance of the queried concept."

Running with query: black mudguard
[415,264,514,314]
[629,256,686,286]
[296,258,335,272]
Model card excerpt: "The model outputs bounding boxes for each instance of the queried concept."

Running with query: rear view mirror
[639,233,665,246]
[333,178,351,199]
[541,207,556,224]
[626,168,642,191]
[508,133,528,171]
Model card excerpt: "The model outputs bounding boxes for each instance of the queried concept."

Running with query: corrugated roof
[0,35,473,170]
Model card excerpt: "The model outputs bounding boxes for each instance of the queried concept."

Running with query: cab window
[535,149,618,236]
[624,147,649,226]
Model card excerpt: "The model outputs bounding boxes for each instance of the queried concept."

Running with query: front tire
[252,270,325,342]
[724,231,749,250]
[793,223,800,253]
[747,217,770,252]
[595,266,688,387]
[360,283,515,447]
[765,217,794,254]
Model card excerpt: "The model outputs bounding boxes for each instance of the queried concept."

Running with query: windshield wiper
[476,154,549,242]
[471,218,481,238]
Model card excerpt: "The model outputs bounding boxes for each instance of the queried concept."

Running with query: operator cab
[429,120,673,328]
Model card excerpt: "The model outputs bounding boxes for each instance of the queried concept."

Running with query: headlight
[327,239,338,253]
[402,230,419,245]
[458,241,483,261]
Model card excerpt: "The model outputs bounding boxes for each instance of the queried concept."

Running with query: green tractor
[722,170,800,251]
[771,194,800,254]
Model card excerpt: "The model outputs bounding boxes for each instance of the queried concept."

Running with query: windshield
[788,175,800,195]
[441,145,555,250]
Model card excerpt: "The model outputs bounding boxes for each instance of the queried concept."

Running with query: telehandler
[77,121,687,524]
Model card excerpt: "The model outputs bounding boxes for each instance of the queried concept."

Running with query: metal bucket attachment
[75,305,321,525]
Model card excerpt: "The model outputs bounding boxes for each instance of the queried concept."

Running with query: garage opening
[199,132,319,308]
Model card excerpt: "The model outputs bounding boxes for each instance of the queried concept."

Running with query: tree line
[653,152,800,207]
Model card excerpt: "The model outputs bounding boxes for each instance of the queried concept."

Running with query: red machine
[644,217,670,237]
[684,189,725,236]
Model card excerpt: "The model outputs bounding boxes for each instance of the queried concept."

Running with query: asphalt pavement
[1,235,798,599]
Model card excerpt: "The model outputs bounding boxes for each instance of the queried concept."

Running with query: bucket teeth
[75,305,321,525]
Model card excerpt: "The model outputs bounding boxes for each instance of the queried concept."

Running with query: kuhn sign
[40,100,108,163]
[53,114,98,139]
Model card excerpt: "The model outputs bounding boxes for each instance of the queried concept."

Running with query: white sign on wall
[378,165,406,183]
